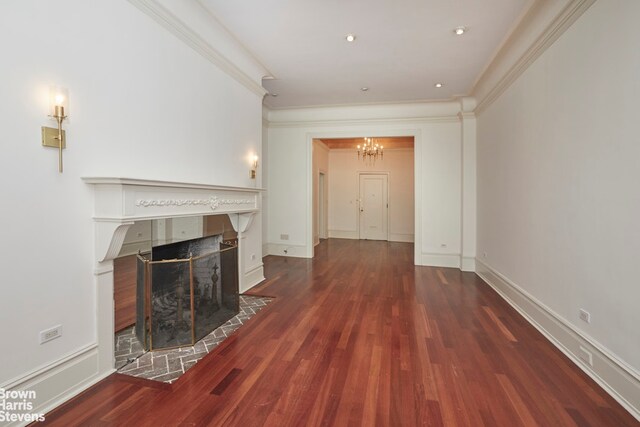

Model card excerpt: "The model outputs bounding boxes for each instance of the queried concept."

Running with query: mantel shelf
[82,177,265,193]
[84,177,262,263]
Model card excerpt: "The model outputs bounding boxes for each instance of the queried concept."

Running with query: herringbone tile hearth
[115,295,272,383]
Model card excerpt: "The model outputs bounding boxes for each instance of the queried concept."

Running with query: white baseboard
[241,263,265,293]
[328,230,415,243]
[328,229,358,239]
[475,259,640,421]
[388,233,415,243]
[1,344,114,427]
[460,256,476,272]
[419,252,460,268]
[266,243,309,258]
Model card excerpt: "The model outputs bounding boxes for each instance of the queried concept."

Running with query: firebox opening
[114,215,239,362]
[136,235,239,351]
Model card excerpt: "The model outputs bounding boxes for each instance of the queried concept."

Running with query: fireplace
[84,177,264,373]
[136,235,239,350]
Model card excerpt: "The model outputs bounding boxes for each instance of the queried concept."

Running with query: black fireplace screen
[135,235,239,351]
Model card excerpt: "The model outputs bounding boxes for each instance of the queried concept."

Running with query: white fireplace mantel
[83,177,265,376]
[83,177,264,262]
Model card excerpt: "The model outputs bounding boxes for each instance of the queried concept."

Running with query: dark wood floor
[42,239,637,426]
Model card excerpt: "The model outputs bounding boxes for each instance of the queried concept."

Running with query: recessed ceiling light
[434,83,443,88]
[270,93,278,97]
[361,87,369,91]
[454,26,466,35]
[345,33,356,42]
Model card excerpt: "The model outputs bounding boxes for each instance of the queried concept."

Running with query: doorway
[309,135,415,259]
[358,173,389,241]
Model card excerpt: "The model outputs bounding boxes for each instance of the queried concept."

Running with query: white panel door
[359,174,388,240]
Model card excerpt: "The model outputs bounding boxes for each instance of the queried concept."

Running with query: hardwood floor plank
[41,239,639,427]
[496,373,541,427]
[436,269,449,285]
[482,306,518,342]
[211,368,243,395]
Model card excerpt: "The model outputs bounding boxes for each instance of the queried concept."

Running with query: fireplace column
[228,212,256,295]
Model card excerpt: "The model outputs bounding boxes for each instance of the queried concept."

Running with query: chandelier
[356,137,383,163]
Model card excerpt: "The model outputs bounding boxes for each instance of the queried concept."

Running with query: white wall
[265,126,311,257]
[476,0,640,413]
[328,149,414,242]
[0,0,265,413]
[266,102,469,265]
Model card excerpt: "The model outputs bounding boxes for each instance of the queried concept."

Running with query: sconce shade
[250,154,258,179]
[49,86,69,118]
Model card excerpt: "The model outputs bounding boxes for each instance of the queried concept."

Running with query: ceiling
[200,0,533,109]
[318,137,414,150]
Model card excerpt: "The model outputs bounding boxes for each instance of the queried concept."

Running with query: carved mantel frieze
[83,177,263,262]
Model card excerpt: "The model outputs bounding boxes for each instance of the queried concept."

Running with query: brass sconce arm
[53,107,66,173]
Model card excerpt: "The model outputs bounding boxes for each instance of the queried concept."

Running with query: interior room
[313,137,415,246]
[1,0,638,425]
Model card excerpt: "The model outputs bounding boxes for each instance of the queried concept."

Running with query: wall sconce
[250,154,258,179]
[41,86,69,173]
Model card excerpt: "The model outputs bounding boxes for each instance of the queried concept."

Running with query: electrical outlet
[40,325,62,344]
[579,309,591,324]
[578,346,593,367]
[280,234,289,241]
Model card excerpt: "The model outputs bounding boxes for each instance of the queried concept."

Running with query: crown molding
[473,0,596,114]
[267,116,460,129]
[265,101,461,128]
[127,0,268,98]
